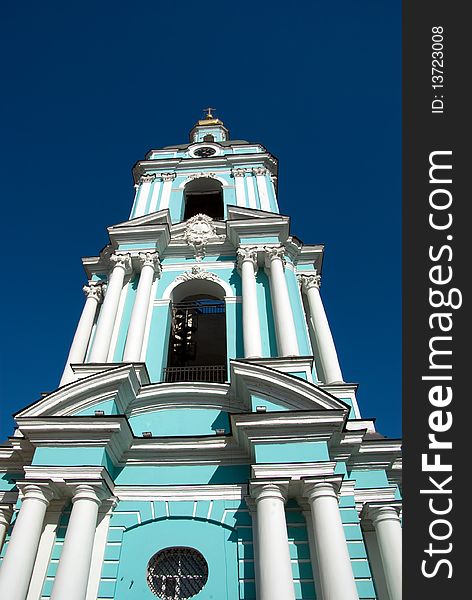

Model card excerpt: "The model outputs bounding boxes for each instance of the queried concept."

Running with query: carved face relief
[184,214,216,259]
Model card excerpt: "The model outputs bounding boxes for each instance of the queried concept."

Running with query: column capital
[137,251,161,275]
[302,477,343,502]
[263,245,286,268]
[0,504,13,527]
[298,272,321,292]
[139,173,156,184]
[252,167,268,176]
[160,172,176,182]
[249,480,290,503]
[69,483,106,506]
[361,501,402,525]
[236,246,259,272]
[232,168,247,177]
[109,252,132,274]
[16,482,56,506]
[82,281,104,302]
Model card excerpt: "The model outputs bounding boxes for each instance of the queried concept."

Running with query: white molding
[161,269,233,300]
[113,484,246,502]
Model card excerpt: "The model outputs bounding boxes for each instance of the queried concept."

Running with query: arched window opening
[203,134,214,142]
[164,292,227,383]
[184,177,224,221]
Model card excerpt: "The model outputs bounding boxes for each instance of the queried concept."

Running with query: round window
[146,547,209,599]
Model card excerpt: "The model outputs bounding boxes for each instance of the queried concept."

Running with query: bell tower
[0,112,402,600]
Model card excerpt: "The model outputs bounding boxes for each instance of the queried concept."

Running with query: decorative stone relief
[184,213,217,260]
[232,168,247,178]
[236,246,259,272]
[161,172,176,182]
[298,272,322,292]
[188,172,217,180]
[174,265,221,284]
[138,251,161,276]
[263,246,286,268]
[109,252,132,274]
[139,174,156,184]
[252,167,268,177]
[82,282,104,303]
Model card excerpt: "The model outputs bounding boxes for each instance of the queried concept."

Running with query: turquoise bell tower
[0,111,402,600]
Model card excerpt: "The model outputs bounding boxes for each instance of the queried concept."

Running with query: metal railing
[172,300,225,315]
[163,365,227,383]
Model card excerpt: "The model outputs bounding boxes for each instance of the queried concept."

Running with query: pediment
[14,364,143,418]
[109,209,172,229]
[229,360,351,413]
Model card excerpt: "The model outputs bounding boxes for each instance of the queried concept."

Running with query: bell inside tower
[164,293,227,383]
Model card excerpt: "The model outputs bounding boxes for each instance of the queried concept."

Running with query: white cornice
[113,484,246,501]
[229,360,351,413]
[15,364,142,418]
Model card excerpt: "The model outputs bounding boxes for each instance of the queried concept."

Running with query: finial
[203,107,216,119]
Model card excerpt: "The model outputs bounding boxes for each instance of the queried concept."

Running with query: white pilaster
[134,175,155,217]
[159,173,176,210]
[364,504,402,600]
[250,482,296,600]
[233,169,247,207]
[264,247,299,357]
[301,506,322,600]
[0,484,54,600]
[0,505,12,553]
[246,174,257,209]
[89,253,132,363]
[253,168,271,212]
[304,481,359,600]
[50,485,104,600]
[60,283,104,386]
[148,179,162,214]
[237,247,262,358]
[123,252,161,362]
[300,274,343,383]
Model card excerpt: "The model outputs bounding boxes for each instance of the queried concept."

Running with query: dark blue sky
[0,2,401,441]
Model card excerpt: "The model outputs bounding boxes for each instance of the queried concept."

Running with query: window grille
[147,547,208,599]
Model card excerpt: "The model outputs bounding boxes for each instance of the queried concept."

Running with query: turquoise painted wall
[113,276,139,362]
[128,408,230,437]
[254,441,329,464]
[285,268,312,356]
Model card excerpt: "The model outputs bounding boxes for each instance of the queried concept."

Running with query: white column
[50,485,103,600]
[237,247,262,358]
[134,175,155,217]
[366,505,402,600]
[253,167,271,211]
[304,481,359,600]
[89,253,131,363]
[59,283,104,386]
[123,251,160,362]
[264,247,299,357]
[250,482,296,600]
[0,505,12,553]
[159,173,176,210]
[300,273,343,383]
[233,169,247,207]
[0,484,53,600]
